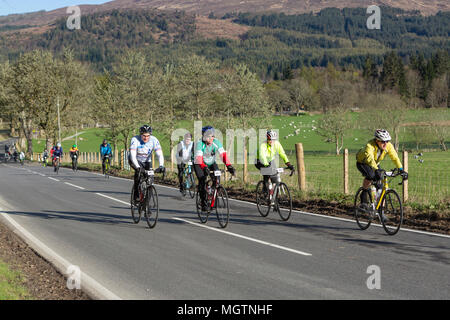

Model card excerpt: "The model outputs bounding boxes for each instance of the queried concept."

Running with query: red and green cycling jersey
[194,138,231,168]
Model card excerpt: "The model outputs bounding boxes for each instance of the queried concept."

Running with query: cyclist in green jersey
[194,126,235,212]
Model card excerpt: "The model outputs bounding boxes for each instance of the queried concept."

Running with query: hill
[0,0,448,30]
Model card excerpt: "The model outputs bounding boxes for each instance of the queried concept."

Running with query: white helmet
[374,129,391,142]
[267,130,278,141]
[57,142,62,147]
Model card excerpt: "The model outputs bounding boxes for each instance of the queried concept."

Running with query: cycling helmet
[374,129,391,142]
[102,139,107,144]
[267,130,278,140]
[73,144,77,148]
[140,125,152,135]
[202,126,215,141]
[57,142,61,147]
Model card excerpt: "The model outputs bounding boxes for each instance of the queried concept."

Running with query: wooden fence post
[343,149,349,194]
[403,150,408,203]
[295,143,306,191]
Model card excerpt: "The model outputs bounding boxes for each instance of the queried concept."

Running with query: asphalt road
[0,161,449,300]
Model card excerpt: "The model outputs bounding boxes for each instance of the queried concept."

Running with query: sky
[0,0,111,16]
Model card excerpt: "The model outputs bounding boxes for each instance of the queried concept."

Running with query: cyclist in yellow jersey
[255,130,294,192]
[356,129,408,205]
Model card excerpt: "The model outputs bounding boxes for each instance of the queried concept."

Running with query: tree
[177,55,219,120]
[315,107,352,155]
[318,79,356,113]
[285,78,318,113]
[362,93,406,150]
[264,81,290,114]
[222,64,271,180]
[94,50,150,151]
[426,74,448,108]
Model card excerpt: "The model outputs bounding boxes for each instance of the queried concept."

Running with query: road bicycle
[102,154,111,178]
[196,169,231,228]
[354,168,408,235]
[180,161,196,199]
[71,153,78,172]
[256,166,294,221]
[53,156,60,174]
[130,167,164,228]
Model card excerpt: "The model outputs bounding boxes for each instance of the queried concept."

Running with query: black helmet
[140,125,152,135]
[102,139,107,144]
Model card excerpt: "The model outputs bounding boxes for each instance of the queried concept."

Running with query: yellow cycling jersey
[356,139,402,170]
[258,140,289,167]
[70,147,79,153]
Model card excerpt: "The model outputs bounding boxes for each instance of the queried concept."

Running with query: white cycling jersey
[176,140,193,164]
[129,135,164,169]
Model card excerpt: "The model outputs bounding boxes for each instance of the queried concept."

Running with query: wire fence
[31,146,449,205]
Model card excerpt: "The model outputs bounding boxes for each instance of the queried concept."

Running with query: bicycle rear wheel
[354,188,373,230]
[380,189,403,235]
[215,186,229,228]
[196,188,209,223]
[256,181,270,217]
[275,182,292,221]
[130,185,141,223]
[144,185,159,229]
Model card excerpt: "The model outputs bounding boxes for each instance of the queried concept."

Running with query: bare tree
[316,107,352,155]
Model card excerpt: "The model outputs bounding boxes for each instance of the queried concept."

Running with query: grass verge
[0,260,33,300]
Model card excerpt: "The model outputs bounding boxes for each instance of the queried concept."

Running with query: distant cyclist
[194,126,235,212]
[176,132,194,193]
[52,143,63,168]
[100,139,112,174]
[255,130,294,193]
[356,129,408,207]
[70,144,79,170]
[42,148,49,166]
[128,125,165,203]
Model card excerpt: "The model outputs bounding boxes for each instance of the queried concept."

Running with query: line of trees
[0,49,271,157]
[0,48,448,157]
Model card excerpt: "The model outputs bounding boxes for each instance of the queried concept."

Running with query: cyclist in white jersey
[176,132,194,193]
[129,125,165,202]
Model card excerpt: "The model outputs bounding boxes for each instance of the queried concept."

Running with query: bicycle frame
[374,170,399,211]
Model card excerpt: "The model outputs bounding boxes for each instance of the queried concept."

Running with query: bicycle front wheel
[215,186,229,228]
[275,182,292,221]
[256,181,270,217]
[144,185,159,229]
[187,173,196,199]
[380,189,403,235]
[354,188,373,230]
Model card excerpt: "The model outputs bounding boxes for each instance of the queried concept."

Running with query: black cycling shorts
[356,162,377,181]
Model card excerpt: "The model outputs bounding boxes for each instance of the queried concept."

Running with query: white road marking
[95,193,129,206]
[173,217,312,256]
[64,182,85,190]
[48,177,60,182]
